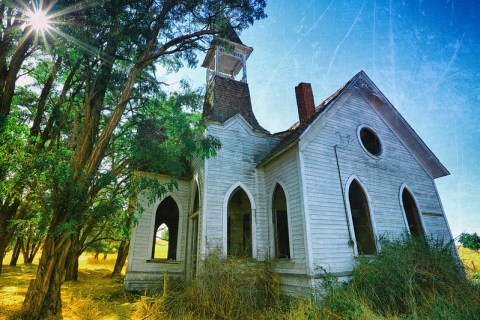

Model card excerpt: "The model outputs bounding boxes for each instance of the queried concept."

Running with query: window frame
[149,195,183,262]
[271,183,292,260]
[399,184,427,237]
[345,176,379,256]
[357,125,383,159]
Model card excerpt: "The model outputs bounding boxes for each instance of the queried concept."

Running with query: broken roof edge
[258,70,450,179]
[352,72,450,178]
[257,72,361,168]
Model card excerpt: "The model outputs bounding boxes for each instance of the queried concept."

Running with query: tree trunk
[64,254,79,282]
[111,240,129,277]
[10,237,22,266]
[21,228,71,319]
[0,198,20,274]
[21,238,30,264]
[27,242,41,264]
[65,231,84,281]
[0,227,14,274]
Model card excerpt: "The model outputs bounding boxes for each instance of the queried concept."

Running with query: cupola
[201,24,253,84]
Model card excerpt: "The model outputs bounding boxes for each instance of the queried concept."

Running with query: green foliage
[459,232,480,252]
[312,237,480,320]
[130,83,221,179]
[160,229,169,241]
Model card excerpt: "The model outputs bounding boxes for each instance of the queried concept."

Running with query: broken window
[152,196,179,260]
[402,188,424,237]
[272,184,290,259]
[348,180,377,255]
[227,187,252,257]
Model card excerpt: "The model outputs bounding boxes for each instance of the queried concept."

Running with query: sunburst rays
[2,0,97,53]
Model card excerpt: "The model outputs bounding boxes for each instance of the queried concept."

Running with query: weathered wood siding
[263,147,312,294]
[203,116,278,259]
[124,175,191,291]
[299,88,452,275]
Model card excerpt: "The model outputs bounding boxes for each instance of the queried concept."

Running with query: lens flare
[27,9,51,32]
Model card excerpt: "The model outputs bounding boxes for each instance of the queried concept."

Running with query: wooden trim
[399,183,427,236]
[344,175,380,256]
[422,212,444,217]
[297,150,314,276]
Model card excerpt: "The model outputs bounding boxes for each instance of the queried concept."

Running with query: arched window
[152,196,179,260]
[227,188,252,257]
[193,185,200,213]
[272,184,290,259]
[402,188,424,237]
[348,180,377,255]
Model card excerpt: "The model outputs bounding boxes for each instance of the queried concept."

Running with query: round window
[359,127,382,157]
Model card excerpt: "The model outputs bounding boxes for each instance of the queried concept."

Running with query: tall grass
[312,237,480,319]
[135,252,281,320]
[134,238,480,320]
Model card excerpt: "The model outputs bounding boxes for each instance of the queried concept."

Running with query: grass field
[0,252,136,319]
[458,246,480,282]
[154,239,169,259]
[0,246,479,319]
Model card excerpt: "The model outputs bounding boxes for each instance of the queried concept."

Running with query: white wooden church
[124,31,454,295]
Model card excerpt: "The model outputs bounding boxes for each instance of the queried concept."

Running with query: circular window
[359,126,382,157]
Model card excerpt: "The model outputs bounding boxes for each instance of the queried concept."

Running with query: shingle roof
[203,76,268,132]
[257,71,362,167]
[217,23,243,45]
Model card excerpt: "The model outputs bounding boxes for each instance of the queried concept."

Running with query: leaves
[459,232,480,252]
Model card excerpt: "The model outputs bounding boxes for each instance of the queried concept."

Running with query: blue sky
[177,0,479,238]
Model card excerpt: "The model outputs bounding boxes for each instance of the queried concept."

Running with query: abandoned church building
[124,32,454,295]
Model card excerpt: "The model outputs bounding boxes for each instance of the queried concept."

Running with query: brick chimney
[295,83,315,126]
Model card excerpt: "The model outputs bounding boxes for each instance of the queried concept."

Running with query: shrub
[317,236,480,319]
[140,251,281,320]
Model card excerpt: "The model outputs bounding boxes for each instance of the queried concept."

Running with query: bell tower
[201,26,253,84]
[201,25,266,132]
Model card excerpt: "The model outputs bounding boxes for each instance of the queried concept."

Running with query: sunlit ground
[0,251,134,319]
[154,239,169,259]
[458,246,480,282]
[0,247,478,319]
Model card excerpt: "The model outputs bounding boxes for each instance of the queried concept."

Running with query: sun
[27,8,51,32]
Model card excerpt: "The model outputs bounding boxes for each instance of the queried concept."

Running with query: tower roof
[202,76,267,132]
[216,23,243,45]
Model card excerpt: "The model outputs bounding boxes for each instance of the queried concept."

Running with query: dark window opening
[360,127,382,156]
[193,186,200,213]
[227,188,252,257]
[273,185,290,259]
[402,189,424,237]
[349,180,376,255]
[152,196,179,260]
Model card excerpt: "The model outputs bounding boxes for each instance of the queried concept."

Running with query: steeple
[201,24,267,132]
[201,24,253,84]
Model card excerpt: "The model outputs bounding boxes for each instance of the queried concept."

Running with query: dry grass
[0,245,478,320]
[0,252,135,320]
[458,246,480,271]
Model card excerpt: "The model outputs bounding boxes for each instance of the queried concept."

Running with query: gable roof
[257,71,450,179]
[257,72,357,167]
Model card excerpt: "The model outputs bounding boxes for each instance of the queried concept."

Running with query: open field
[0,246,479,319]
[458,246,480,282]
[0,252,136,319]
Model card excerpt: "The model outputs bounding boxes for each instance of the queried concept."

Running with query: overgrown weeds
[311,237,480,319]
[135,252,281,320]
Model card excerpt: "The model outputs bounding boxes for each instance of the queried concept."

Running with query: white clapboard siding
[124,174,191,291]
[263,147,308,275]
[203,115,278,258]
[299,88,451,275]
